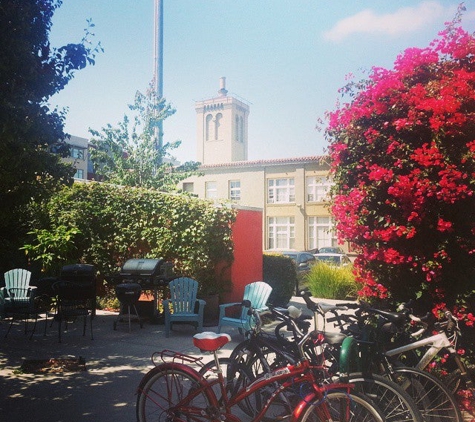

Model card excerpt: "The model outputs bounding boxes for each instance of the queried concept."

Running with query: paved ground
[0,296,318,422]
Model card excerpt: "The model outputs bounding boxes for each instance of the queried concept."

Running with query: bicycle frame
[208,359,353,421]
[384,332,456,371]
[145,352,354,422]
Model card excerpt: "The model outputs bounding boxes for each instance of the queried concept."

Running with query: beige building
[182,79,339,252]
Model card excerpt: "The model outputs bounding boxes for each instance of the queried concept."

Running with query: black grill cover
[115,283,142,305]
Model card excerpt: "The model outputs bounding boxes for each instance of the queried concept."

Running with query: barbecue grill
[119,258,173,286]
[118,258,174,322]
[113,282,143,332]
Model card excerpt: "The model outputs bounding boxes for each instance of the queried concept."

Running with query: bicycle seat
[193,332,231,352]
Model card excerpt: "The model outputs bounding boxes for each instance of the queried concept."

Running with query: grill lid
[120,258,165,276]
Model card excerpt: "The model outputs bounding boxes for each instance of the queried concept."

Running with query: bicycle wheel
[198,357,233,400]
[343,372,423,422]
[198,356,264,419]
[136,362,218,422]
[297,390,384,422]
[391,366,463,422]
[229,337,296,378]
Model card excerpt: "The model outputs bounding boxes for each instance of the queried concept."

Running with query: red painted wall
[222,207,263,303]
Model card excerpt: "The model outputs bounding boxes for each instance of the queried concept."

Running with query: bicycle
[383,303,475,397]
[136,305,384,422]
[299,292,463,422]
[220,302,423,422]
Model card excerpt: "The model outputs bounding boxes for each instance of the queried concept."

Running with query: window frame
[268,216,295,250]
[308,216,337,250]
[182,182,194,194]
[71,147,85,160]
[306,176,331,202]
[267,178,295,204]
[205,181,217,199]
[229,180,241,201]
[73,168,84,179]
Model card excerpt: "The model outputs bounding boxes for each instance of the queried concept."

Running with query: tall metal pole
[154,0,163,152]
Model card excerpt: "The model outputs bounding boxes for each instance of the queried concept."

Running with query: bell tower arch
[195,77,250,165]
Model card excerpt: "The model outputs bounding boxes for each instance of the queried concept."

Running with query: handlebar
[300,290,321,313]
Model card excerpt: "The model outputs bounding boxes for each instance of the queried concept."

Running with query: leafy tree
[89,83,200,191]
[0,0,100,271]
[325,8,475,320]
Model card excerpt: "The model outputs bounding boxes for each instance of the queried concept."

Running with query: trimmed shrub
[306,263,357,300]
[263,253,296,306]
[23,183,237,297]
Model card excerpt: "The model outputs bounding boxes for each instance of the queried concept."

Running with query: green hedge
[23,183,236,294]
[263,253,296,307]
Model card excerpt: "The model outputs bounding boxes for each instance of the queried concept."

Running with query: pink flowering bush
[325,9,475,323]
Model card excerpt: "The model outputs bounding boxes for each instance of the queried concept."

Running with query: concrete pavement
[0,297,314,422]
[0,312,235,422]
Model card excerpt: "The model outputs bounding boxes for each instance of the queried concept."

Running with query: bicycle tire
[390,366,463,422]
[198,358,238,402]
[297,390,385,422]
[136,362,218,422]
[229,337,297,378]
[342,372,423,422]
[445,368,465,394]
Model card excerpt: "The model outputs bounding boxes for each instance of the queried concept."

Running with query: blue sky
[50,1,475,163]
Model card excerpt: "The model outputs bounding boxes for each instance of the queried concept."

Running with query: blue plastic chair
[0,269,36,314]
[0,269,38,338]
[163,277,206,337]
[218,281,272,335]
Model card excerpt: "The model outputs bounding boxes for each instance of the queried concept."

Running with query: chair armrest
[29,286,38,299]
[196,299,206,317]
[256,305,269,313]
[218,302,241,319]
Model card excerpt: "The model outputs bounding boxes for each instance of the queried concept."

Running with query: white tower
[195,77,250,165]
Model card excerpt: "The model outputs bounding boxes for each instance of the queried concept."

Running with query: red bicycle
[136,306,384,422]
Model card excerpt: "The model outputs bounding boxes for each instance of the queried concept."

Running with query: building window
[229,180,241,201]
[74,169,84,179]
[183,182,194,193]
[268,216,295,250]
[71,147,85,160]
[308,217,336,250]
[205,114,213,141]
[215,113,223,140]
[205,181,217,199]
[267,178,295,204]
[307,176,331,202]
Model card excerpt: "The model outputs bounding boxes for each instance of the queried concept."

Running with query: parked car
[314,252,352,267]
[280,251,316,295]
[316,246,345,254]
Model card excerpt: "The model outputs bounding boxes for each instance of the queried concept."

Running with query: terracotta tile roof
[199,155,329,169]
